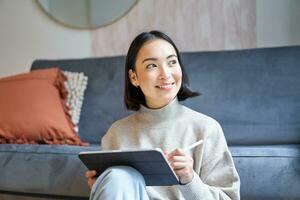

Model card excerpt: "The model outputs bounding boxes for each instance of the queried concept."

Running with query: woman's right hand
[85,170,98,189]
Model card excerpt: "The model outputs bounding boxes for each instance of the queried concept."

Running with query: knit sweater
[101,98,240,200]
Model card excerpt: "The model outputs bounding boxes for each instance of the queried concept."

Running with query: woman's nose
[159,66,171,80]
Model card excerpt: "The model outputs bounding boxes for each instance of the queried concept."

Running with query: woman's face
[129,39,182,109]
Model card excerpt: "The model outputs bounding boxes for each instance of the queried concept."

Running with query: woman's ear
[129,69,139,87]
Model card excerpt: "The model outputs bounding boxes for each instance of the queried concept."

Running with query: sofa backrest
[31,46,300,145]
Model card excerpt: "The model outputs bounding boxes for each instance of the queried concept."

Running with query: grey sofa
[0,46,299,200]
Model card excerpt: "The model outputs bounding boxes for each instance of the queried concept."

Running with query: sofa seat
[1,143,299,200]
[231,144,300,200]
[0,144,99,199]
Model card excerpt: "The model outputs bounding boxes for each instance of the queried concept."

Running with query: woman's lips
[156,82,175,89]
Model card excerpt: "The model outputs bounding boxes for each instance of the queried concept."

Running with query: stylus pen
[183,140,204,151]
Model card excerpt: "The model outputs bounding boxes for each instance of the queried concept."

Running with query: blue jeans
[90,166,150,200]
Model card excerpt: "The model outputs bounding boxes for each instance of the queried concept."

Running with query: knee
[91,165,146,192]
[90,166,148,200]
[107,166,144,182]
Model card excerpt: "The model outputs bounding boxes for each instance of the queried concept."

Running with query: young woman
[85,30,240,200]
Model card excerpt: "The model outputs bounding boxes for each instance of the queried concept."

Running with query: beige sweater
[101,98,240,200]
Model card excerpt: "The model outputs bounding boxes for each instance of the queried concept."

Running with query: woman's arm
[176,121,240,200]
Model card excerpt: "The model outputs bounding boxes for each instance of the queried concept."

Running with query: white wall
[0,0,91,78]
[256,0,300,47]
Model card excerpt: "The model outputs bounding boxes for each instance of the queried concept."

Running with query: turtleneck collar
[136,98,182,125]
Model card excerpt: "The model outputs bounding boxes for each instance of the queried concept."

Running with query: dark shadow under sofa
[0,46,300,200]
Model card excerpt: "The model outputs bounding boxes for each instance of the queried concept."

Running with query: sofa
[0,45,299,200]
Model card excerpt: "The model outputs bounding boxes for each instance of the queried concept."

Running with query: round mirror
[37,0,138,29]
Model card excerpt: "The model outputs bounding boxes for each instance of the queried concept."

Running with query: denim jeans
[90,166,150,200]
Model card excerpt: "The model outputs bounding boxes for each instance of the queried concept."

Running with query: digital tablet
[78,148,179,186]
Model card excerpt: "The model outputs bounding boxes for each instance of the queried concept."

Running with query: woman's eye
[146,64,157,69]
[168,60,177,65]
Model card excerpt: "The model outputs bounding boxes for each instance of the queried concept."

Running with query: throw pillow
[63,71,88,131]
[0,68,87,146]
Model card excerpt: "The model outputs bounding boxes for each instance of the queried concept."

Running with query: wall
[90,0,256,57]
[0,0,91,78]
[256,0,300,47]
[0,0,299,78]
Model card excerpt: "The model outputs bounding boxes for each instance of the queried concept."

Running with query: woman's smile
[155,82,175,90]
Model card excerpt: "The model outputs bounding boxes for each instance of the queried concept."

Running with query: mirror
[37,0,138,29]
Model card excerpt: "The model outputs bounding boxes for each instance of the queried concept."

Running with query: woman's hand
[85,170,98,189]
[165,149,194,184]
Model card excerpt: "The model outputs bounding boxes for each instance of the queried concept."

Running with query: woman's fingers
[85,170,98,189]
[166,148,194,184]
[166,148,186,162]
[171,161,192,169]
[169,155,188,162]
[85,170,97,178]
[168,148,186,157]
[170,156,193,170]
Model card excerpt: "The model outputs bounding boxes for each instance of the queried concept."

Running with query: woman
[85,30,240,200]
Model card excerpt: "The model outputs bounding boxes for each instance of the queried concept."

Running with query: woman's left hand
[165,148,194,184]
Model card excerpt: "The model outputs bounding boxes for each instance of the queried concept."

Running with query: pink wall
[90,0,256,57]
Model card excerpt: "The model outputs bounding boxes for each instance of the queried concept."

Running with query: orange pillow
[0,68,87,146]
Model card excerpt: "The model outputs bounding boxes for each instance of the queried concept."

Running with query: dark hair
[124,30,200,111]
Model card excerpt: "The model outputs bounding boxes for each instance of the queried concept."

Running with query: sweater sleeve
[177,120,240,200]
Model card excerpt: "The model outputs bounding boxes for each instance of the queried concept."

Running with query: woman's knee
[106,166,145,183]
[90,166,149,200]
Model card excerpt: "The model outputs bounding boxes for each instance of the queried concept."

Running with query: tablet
[78,148,179,186]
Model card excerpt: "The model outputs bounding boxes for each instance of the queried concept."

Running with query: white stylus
[183,140,204,151]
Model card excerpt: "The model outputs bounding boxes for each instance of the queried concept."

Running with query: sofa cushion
[0,144,99,198]
[231,145,300,200]
[181,46,300,145]
[31,46,300,145]
[0,68,86,146]
[0,144,298,199]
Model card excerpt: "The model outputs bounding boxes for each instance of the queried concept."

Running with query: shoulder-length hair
[124,30,200,111]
